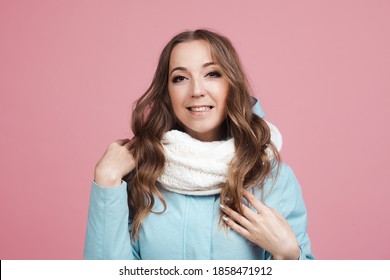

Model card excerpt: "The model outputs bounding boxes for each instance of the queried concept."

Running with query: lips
[187,105,213,112]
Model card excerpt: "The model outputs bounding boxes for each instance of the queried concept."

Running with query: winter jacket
[83,99,314,260]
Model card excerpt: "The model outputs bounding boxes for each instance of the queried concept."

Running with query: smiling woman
[168,40,229,142]
[84,29,314,260]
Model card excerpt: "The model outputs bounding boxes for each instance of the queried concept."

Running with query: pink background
[1,0,389,259]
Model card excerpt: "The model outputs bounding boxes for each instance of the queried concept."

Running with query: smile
[187,106,213,112]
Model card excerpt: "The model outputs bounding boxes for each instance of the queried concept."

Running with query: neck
[184,124,227,142]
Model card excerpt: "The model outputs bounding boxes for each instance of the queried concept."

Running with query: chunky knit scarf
[157,121,282,196]
[157,130,234,195]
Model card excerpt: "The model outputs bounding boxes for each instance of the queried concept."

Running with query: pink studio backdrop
[0,0,389,259]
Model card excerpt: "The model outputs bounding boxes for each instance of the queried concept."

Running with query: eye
[206,71,222,78]
[171,75,187,83]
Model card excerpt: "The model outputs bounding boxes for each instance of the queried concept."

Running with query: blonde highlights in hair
[126,29,280,240]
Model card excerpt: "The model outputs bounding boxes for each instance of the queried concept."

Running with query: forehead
[169,40,213,68]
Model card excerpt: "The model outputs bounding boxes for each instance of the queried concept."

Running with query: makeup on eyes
[171,71,222,83]
[170,63,223,84]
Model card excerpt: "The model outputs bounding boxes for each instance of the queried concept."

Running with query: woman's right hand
[94,139,136,187]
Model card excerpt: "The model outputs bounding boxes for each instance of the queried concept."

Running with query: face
[168,40,229,142]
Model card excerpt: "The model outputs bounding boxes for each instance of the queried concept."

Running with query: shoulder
[266,162,298,190]
[273,162,295,182]
[258,162,305,216]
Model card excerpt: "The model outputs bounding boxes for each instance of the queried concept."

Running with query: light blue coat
[84,99,314,260]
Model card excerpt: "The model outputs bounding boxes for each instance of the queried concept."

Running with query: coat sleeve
[280,165,315,260]
[83,180,140,260]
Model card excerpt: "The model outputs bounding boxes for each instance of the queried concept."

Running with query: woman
[84,29,314,260]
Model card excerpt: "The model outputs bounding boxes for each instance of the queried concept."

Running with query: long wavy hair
[126,29,280,240]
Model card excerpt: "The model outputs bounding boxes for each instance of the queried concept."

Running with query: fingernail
[222,215,230,222]
[219,204,226,210]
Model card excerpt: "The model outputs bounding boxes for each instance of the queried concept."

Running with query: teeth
[190,106,211,112]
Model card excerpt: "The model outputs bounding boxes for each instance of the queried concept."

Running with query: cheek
[169,82,191,102]
[168,89,184,114]
[215,84,229,108]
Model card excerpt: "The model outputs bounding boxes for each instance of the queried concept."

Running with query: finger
[115,138,130,146]
[123,139,134,149]
[271,207,286,222]
[220,204,252,230]
[223,215,253,242]
[242,189,268,214]
[240,203,259,223]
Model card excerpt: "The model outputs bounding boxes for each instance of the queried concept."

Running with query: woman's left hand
[220,189,300,260]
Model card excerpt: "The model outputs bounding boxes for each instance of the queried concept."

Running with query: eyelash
[207,71,222,78]
[171,71,222,83]
[172,76,186,83]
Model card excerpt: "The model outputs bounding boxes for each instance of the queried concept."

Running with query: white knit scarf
[157,130,235,196]
[157,122,282,196]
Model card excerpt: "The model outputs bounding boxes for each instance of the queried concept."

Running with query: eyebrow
[169,62,216,76]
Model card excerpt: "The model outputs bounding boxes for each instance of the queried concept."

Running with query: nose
[191,78,205,97]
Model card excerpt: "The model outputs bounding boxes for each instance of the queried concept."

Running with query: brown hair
[126,29,280,240]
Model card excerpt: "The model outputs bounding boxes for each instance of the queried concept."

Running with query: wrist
[272,246,300,260]
[94,168,122,188]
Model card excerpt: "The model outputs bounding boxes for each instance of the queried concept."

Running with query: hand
[220,189,300,260]
[94,139,136,187]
